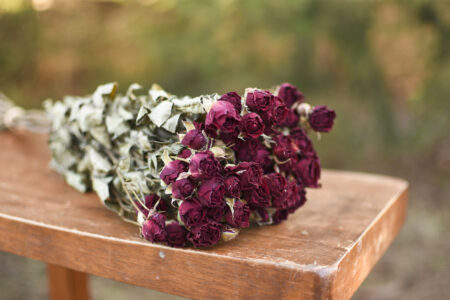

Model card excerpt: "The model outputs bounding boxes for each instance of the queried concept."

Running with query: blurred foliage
[0,0,449,299]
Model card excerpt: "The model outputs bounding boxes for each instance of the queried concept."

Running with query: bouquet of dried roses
[45,82,335,248]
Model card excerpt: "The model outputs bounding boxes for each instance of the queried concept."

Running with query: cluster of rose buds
[141,83,336,248]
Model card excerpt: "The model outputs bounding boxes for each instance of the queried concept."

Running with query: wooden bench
[0,131,408,300]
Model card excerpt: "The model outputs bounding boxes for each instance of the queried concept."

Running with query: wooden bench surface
[0,131,408,300]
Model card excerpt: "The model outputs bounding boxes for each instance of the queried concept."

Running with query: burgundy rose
[141,213,167,243]
[255,208,270,223]
[246,90,274,112]
[207,207,224,222]
[243,180,270,208]
[282,109,300,128]
[273,134,295,161]
[172,178,195,200]
[234,139,271,171]
[285,181,307,212]
[198,177,226,208]
[233,162,263,190]
[272,209,288,224]
[271,96,290,126]
[205,101,241,137]
[166,221,188,247]
[219,128,240,146]
[182,129,207,150]
[294,156,321,188]
[178,149,192,159]
[290,128,316,157]
[189,151,222,180]
[264,173,287,208]
[224,174,241,198]
[241,113,265,139]
[187,221,222,247]
[308,106,336,132]
[160,160,188,185]
[179,199,206,228]
[277,83,304,107]
[225,200,250,228]
[219,91,242,113]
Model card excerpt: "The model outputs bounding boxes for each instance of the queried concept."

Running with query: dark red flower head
[205,101,241,137]
[187,221,222,247]
[179,198,206,228]
[273,134,295,161]
[142,213,167,243]
[225,200,251,228]
[198,177,226,208]
[234,139,271,171]
[160,160,188,185]
[219,91,242,113]
[272,209,289,224]
[189,151,222,180]
[223,174,241,198]
[243,180,270,208]
[166,221,188,248]
[308,106,336,132]
[290,128,316,158]
[230,161,263,190]
[246,90,274,112]
[172,178,195,200]
[277,83,304,107]
[294,156,321,188]
[182,129,207,150]
[241,112,265,139]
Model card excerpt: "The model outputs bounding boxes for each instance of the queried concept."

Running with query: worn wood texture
[0,131,408,300]
[47,264,90,300]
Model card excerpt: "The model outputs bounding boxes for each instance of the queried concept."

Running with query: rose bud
[207,207,225,222]
[270,96,290,126]
[290,128,316,157]
[179,198,206,228]
[243,180,270,208]
[272,209,289,224]
[141,213,167,243]
[160,160,188,185]
[189,151,222,180]
[182,129,207,150]
[264,172,287,199]
[166,221,188,248]
[198,177,226,208]
[139,194,167,215]
[205,101,241,137]
[281,109,300,128]
[285,181,307,212]
[234,139,272,171]
[273,134,295,161]
[246,90,274,112]
[224,174,241,198]
[241,112,265,139]
[277,83,304,107]
[225,200,251,228]
[294,156,321,188]
[219,91,242,113]
[172,178,195,200]
[219,128,240,146]
[178,149,192,159]
[308,105,336,132]
[255,208,270,223]
[233,161,263,190]
[187,221,223,248]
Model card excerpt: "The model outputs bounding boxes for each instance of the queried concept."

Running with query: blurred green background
[0,0,449,299]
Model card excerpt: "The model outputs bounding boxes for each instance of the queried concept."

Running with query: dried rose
[166,221,188,248]
[285,181,307,212]
[207,207,225,222]
[179,199,206,228]
[160,160,188,185]
[277,83,304,107]
[189,151,222,180]
[264,172,287,199]
[224,174,241,198]
[225,200,250,228]
[273,134,295,161]
[272,209,288,224]
[172,178,195,200]
[142,213,167,243]
[293,156,321,188]
[270,96,290,127]
[282,109,300,128]
[234,139,271,171]
[219,128,240,146]
[233,162,263,190]
[243,181,270,208]
[187,221,223,247]
[182,129,207,150]
[205,101,241,137]
[290,128,316,157]
[246,90,274,112]
[178,149,192,159]
[198,177,226,208]
[241,112,265,139]
[308,106,336,132]
[218,91,242,113]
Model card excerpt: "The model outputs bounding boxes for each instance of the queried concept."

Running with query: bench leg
[47,264,90,300]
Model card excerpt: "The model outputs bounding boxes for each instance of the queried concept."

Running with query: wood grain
[0,131,408,300]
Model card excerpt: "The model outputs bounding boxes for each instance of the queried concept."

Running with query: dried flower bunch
[45,82,336,248]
